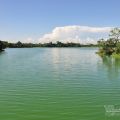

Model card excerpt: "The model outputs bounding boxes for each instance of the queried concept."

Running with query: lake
[0,48,120,120]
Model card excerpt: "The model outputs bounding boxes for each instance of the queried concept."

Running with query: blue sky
[0,0,120,43]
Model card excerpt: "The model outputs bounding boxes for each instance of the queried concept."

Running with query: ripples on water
[0,48,120,120]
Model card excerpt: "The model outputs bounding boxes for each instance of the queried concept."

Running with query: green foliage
[112,53,120,59]
[5,41,97,48]
[0,40,7,51]
[109,27,120,39]
[97,28,120,56]
[41,41,81,47]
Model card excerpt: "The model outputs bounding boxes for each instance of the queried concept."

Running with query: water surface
[0,48,120,120]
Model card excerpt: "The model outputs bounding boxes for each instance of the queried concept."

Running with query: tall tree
[109,28,120,43]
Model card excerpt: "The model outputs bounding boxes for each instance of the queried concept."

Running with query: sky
[0,0,120,43]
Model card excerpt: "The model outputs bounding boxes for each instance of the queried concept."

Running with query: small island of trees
[97,28,120,58]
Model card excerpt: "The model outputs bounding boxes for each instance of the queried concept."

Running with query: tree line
[0,41,97,50]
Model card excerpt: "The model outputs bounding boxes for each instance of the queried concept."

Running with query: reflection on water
[100,56,120,80]
[0,50,5,55]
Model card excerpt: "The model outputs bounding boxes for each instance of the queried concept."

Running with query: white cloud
[38,25,112,44]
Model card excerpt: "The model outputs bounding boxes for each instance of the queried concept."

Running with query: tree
[0,40,6,51]
[98,28,120,56]
[109,28,120,43]
[0,41,3,51]
[16,41,23,48]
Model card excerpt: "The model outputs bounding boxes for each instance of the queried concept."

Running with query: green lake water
[0,48,120,120]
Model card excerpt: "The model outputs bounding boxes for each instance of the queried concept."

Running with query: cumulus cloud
[38,25,112,44]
